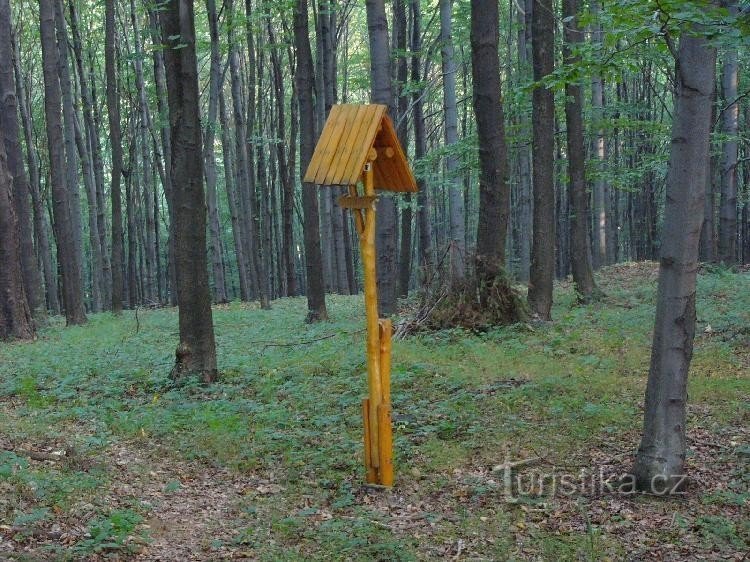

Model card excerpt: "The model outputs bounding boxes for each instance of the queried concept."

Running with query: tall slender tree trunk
[106,0,124,314]
[268,22,297,297]
[54,0,85,305]
[295,0,328,321]
[471,0,510,279]
[439,0,465,281]
[0,137,34,340]
[160,0,218,382]
[633,30,716,492]
[718,9,738,265]
[563,0,597,302]
[68,0,107,311]
[590,0,610,268]
[14,39,59,315]
[516,0,533,282]
[204,0,229,303]
[0,0,44,320]
[364,0,398,315]
[528,0,555,320]
[148,7,177,305]
[40,0,87,325]
[394,0,412,297]
[699,88,717,262]
[410,0,432,278]
[220,90,251,301]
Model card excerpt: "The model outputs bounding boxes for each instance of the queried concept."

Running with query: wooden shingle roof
[303,104,417,192]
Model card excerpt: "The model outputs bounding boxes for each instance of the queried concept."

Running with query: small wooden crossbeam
[338,195,377,210]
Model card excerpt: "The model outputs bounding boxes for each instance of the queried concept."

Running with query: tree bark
[204,0,229,303]
[219,89,251,301]
[106,0,124,314]
[471,0,511,279]
[0,136,34,340]
[365,0,398,315]
[410,0,432,279]
[590,0,610,268]
[562,0,597,302]
[40,0,87,325]
[160,0,218,382]
[395,0,411,297]
[0,0,44,319]
[439,0,465,282]
[68,0,108,310]
[528,0,555,320]
[718,7,738,265]
[633,30,716,492]
[294,0,328,321]
[13,37,59,315]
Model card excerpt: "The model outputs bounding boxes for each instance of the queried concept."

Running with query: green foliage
[0,268,748,558]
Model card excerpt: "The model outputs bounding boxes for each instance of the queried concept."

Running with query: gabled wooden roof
[303,104,417,193]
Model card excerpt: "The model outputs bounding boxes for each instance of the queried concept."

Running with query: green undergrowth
[1,263,748,559]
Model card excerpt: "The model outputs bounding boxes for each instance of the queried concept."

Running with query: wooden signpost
[304,104,417,486]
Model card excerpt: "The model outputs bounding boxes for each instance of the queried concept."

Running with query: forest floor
[0,262,748,561]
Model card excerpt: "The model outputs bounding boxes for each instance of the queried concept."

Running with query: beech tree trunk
[0,128,34,340]
[365,0,398,315]
[160,0,218,382]
[439,0,466,282]
[528,0,555,320]
[471,0,510,279]
[13,37,59,315]
[204,0,228,303]
[633,30,716,492]
[562,0,597,302]
[590,0,610,268]
[0,0,44,319]
[411,0,432,278]
[40,0,87,325]
[718,9,738,265]
[294,0,328,321]
[106,0,124,314]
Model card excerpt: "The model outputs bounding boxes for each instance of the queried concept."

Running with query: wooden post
[360,158,382,471]
[378,318,394,486]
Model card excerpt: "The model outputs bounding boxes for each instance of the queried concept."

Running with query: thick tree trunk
[40,0,87,325]
[294,0,328,321]
[471,0,510,279]
[106,0,124,314]
[365,0,398,315]
[0,139,34,340]
[439,0,466,282]
[411,0,432,278]
[718,14,738,265]
[562,0,597,302]
[204,0,228,303]
[528,0,555,320]
[633,32,716,492]
[0,0,44,320]
[160,0,218,382]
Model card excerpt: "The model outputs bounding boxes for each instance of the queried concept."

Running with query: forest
[0,0,749,559]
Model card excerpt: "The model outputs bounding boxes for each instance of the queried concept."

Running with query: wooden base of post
[362,318,394,486]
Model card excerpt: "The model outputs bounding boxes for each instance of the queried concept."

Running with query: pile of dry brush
[397,254,527,337]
